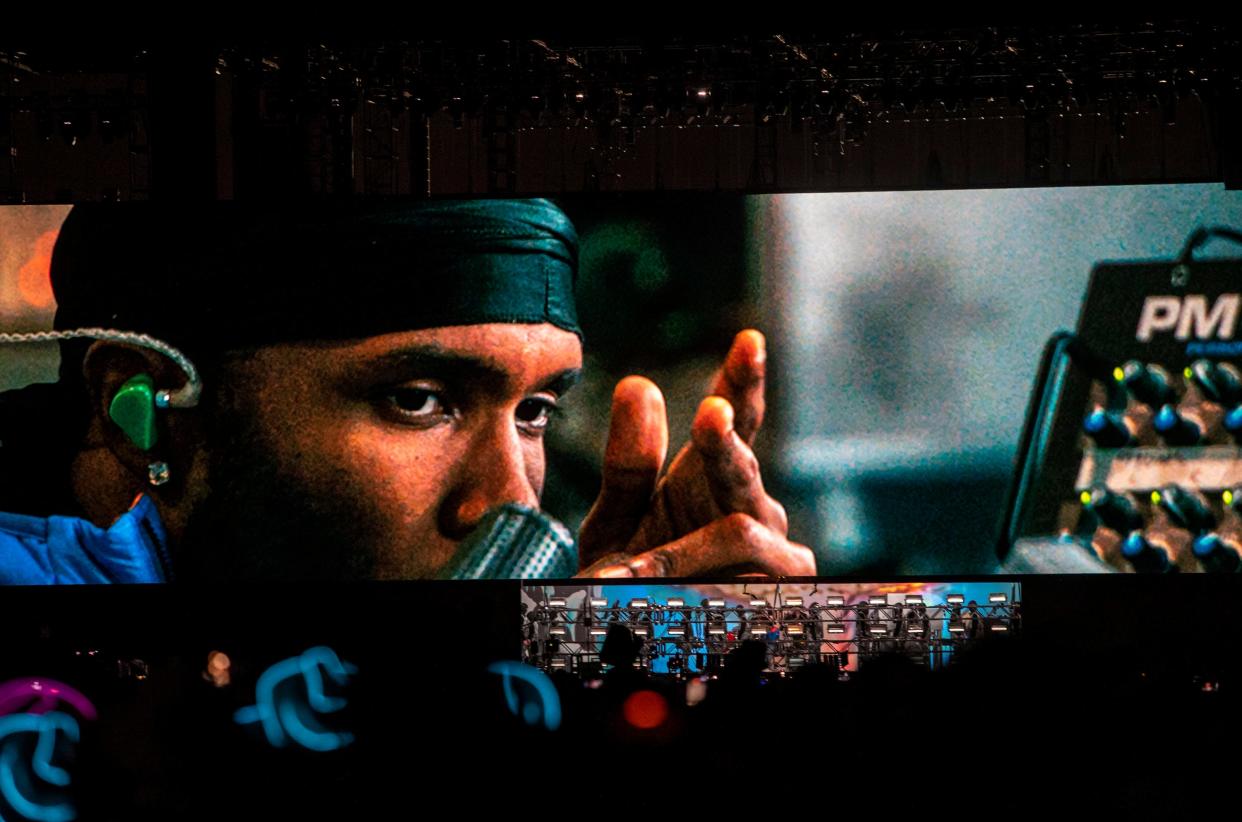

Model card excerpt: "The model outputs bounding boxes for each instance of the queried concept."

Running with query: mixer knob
[1224,406,1242,438]
[1153,405,1202,446]
[1186,360,1242,405]
[1224,489,1241,512]
[1191,533,1241,573]
[1152,485,1216,534]
[1083,409,1135,448]
[1080,487,1145,533]
[1120,531,1173,573]
[1117,361,1178,407]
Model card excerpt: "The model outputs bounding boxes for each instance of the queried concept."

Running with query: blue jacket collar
[0,495,168,584]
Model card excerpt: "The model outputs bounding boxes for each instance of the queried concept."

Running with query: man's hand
[576,330,816,578]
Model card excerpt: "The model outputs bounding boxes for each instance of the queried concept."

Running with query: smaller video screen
[521,581,1020,676]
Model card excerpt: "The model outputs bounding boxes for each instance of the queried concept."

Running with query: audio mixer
[1001,228,1242,573]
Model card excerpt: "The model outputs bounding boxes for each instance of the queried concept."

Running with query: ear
[80,341,203,492]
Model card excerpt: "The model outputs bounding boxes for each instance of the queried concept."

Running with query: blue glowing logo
[0,712,80,822]
[234,647,357,752]
[488,662,561,731]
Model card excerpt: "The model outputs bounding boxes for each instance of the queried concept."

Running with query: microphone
[437,503,578,580]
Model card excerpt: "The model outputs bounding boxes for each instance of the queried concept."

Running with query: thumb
[577,376,668,564]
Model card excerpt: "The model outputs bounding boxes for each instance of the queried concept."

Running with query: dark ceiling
[1,25,1238,200]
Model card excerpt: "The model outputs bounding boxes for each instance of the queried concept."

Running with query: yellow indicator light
[1184,367,1194,380]
[1225,490,1235,507]
[1150,490,1162,505]
[1113,366,1125,383]
[1079,491,1092,506]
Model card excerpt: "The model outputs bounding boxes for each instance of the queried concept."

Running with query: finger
[601,376,669,492]
[582,514,815,578]
[690,396,788,534]
[577,376,669,564]
[710,329,766,444]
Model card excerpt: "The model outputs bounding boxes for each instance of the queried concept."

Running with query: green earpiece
[108,374,159,451]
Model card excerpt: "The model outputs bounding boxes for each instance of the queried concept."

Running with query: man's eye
[516,397,560,432]
[386,388,447,418]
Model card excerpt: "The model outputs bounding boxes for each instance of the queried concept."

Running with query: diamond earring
[147,461,170,487]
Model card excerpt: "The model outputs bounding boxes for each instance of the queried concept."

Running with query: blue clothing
[0,495,168,584]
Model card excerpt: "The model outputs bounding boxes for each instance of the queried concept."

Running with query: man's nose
[439,424,539,540]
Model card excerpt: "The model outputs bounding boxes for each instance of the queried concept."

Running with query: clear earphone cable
[0,328,202,408]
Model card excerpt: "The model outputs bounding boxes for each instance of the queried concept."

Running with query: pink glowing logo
[0,680,97,721]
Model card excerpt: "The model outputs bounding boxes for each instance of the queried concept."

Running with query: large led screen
[2,185,1240,581]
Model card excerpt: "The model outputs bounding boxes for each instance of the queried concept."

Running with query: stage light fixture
[589,628,608,637]
[549,626,567,636]
[907,624,925,634]
[827,623,846,634]
[634,627,649,637]
[550,658,567,669]
[751,597,768,607]
[905,595,923,605]
[868,595,887,605]
[786,597,804,607]
[947,594,965,604]
[668,626,686,637]
[548,597,566,608]
[590,597,608,608]
[826,595,846,606]
[788,624,804,636]
[707,598,726,608]
[989,593,1008,603]
[948,621,965,633]
[991,623,1009,632]
[629,599,649,609]
[868,624,888,635]
[667,597,685,608]
[708,626,726,635]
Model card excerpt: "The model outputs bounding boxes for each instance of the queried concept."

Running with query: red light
[622,690,668,730]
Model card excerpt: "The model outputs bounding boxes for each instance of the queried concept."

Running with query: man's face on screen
[178,323,583,581]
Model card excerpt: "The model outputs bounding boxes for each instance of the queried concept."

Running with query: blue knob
[1225,406,1242,435]
[1121,531,1171,572]
[1193,533,1222,558]
[1121,531,1148,558]
[1083,409,1133,448]
[1192,533,1240,572]
[1153,405,1201,446]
